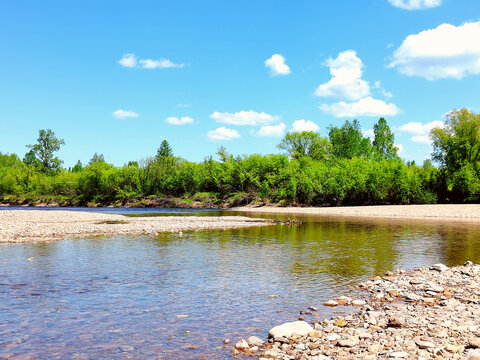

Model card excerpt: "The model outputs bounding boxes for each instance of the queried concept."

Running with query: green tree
[278,131,331,160]
[328,120,372,159]
[156,140,173,160]
[373,118,397,160]
[26,129,65,173]
[72,160,83,173]
[89,153,105,164]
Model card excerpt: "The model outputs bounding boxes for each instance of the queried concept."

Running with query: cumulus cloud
[140,58,184,69]
[394,144,404,154]
[118,53,137,68]
[118,53,184,69]
[166,116,194,125]
[256,123,286,137]
[112,109,139,119]
[398,120,444,144]
[398,120,444,134]
[265,54,291,76]
[389,21,480,80]
[291,119,320,132]
[388,0,442,10]
[315,50,370,101]
[207,127,241,141]
[210,110,279,126]
[319,97,401,117]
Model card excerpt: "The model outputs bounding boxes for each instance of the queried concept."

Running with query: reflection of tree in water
[286,220,398,286]
[441,224,480,266]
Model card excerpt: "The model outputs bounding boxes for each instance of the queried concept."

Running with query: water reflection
[2,214,480,359]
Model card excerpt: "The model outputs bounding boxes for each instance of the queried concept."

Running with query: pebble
[250,262,480,360]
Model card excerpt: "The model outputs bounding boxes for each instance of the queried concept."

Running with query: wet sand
[0,210,272,243]
[232,204,480,222]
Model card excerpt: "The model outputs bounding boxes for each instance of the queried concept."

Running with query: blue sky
[1,0,480,167]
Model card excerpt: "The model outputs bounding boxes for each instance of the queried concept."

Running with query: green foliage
[156,140,173,160]
[278,131,331,160]
[328,119,372,159]
[26,129,65,174]
[373,118,398,160]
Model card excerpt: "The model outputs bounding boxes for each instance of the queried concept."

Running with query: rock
[308,306,319,311]
[223,339,231,344]
[119,345,134,352]
[368,343,382,353]
[468,349,480,360]
[469,337,480,348]
[358,332,372,339]
[334,318,347,327]
[388,289,400,297]
[235,339,249,350]
[465,261,473,266]
[327,333,340,341]
[352,299,366,306]
[263,349,281,358]
[387,316,403,328]
[338,339,358,347]
[414,337,435,349]
[324,300,338,307]
[247,336,263,347]
[431,263,449,272]
[268,321,314,339]
[445,343,458,353]
[389,351,409,358]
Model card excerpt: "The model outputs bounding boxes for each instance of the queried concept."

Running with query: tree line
[1,108,479,207]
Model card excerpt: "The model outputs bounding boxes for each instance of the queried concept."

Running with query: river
[1,208,480,359]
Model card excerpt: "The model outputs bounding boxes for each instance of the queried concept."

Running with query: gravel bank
[232,204,480,221]
[0,210,272,243]
[234,263,480,359]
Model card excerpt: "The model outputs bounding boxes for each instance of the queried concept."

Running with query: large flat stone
[268,321,314,339]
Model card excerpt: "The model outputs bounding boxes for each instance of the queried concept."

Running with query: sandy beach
[0,210,272,243]
[232,204,480,222]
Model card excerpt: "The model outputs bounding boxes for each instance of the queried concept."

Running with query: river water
[1,208,480,359]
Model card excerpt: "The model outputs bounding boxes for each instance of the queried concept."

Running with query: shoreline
[235,263,480,359]
[0,210,272,243]
[232,204,480,223]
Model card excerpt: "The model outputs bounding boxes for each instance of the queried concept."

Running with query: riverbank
[235,262,480,359]
[232,204,480,222]
[0,210,272,243]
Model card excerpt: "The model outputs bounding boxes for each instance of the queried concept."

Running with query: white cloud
[207,127,240,141]
[118,53,184,69]
[398,120,444,134]
[112,109,139,119]
[140,58,184,69]
[210,110,279,126]
[373,81,393,99]
[166,116,194,125]
[265,54,291,76]
[394,144,404,154]
[118,53,137,68]
[388,0,442,10]
[315,50,370,101]
[362,129,375,138]
[177,103,192,108]
[389,21,480,80]
[256,123,286,137]
[319,97,401,117]
[291,119,320,132]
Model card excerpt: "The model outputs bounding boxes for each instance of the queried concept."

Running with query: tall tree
[26,129,65,173]
[89,153,105,164]
[328,119,372,159]
[156,140,173,160]
[278,131,331,160]
[373,118,397,160]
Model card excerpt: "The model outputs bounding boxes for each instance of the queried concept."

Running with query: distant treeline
[1,108,479,207]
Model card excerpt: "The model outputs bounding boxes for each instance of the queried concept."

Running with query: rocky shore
[233,204,480,222]
[0,210,273,243]
[234,263,480,359]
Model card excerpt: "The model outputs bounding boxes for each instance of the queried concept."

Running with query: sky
[1,0,480,167]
